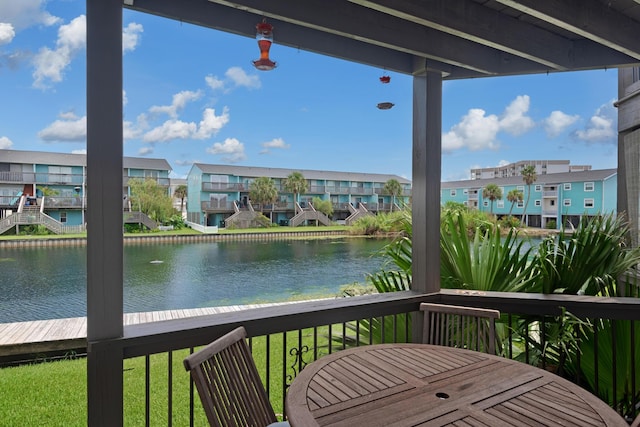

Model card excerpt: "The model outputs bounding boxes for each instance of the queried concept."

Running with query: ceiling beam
[350,0,572,71]
[125,0,416,75]
[496,0,640,61]
[209,0,545,76]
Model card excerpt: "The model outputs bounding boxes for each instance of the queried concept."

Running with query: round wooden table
[285,344,627,427]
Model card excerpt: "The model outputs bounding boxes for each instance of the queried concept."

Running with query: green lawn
[0,328,337,426]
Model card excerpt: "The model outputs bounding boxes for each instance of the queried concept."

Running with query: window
[463,189,468,194]
[517,185,524,191]
[550,200,555,206]
[564,183,571,191]
[563,199,571,206]
[483,201,489,207]
[450,189,456,196]
[534,200,541,207]
[60,212,67,223]
[584,198,594,208]
[584,182,594,192]
[517,200,524,208]
[497,200,504,208]
[534,185,542,192]
[49,166,72,183]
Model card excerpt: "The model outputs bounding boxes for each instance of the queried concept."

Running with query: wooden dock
[0,303,286,358]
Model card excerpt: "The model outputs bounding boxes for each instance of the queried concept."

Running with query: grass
[0,327,339,426]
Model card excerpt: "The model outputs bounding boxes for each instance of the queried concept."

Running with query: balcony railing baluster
[112,291,640,423]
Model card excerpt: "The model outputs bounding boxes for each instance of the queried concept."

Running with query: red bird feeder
[252,18,277,71]
[379,75,391,84]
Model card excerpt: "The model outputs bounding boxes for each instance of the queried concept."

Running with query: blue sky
[0,1,619,182]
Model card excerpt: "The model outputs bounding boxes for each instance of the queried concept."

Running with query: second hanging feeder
[377,73,394,109]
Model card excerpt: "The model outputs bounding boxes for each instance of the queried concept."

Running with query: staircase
[345,202,372,225]
[224,201,260,228]
[289,202,331,227]
[0,211,78,235]
[123,211,158,230]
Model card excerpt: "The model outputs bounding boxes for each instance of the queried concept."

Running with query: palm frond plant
[439,210,537,293]
[532,213,640,296]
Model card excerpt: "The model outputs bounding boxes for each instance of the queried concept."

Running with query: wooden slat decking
[0,303,291,357]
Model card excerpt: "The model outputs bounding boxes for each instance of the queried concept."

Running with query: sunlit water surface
[0,237,390,322]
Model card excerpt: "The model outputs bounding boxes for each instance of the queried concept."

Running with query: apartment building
[441,168,617,229]
[0,149,171,232]
[470,160,592,180]
[186,163,411,228]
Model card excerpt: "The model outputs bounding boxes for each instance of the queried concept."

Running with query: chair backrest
[631,413,640,427]
[183,326,277,427]
[420,303,500,355]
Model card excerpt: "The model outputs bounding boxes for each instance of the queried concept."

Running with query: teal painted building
[441,169,617,229]
[0,149,172,229]
[186,163,411,227]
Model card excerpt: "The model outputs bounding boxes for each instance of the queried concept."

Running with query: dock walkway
[0,303,285,358]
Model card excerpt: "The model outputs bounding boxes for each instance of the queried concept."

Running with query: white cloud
[205,75,225,91]
[122,22,143,53]
[143,119,197,143]
[149,90,202,118]
[0,23,15,45]
[194,107,230,139]
[499,95,535,136]
[0,1,61,32]
[497,159,510,167]
[0,136,13,149]
[141,107,229,142]
[123,121,142,140]
[205,67,261,93]
[174,159,197,166]
[574,102,617,144]
[442,95,536,153]
[544,110,579,137]
[138,146,154,156]
[38,114,86,142]
[225,66,261,89]
[260,137,290,154]
[206,137,246,163]
[71,149,86,155]
[442,108,500,153]
[32,15,86,89]
[31,16,143,88]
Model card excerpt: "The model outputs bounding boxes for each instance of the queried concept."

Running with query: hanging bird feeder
[377,73,394,109]
[252,18,277,71]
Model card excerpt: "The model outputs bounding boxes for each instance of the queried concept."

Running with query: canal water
[0,237,391,323]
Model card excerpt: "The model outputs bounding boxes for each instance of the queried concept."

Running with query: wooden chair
[420,303,500,355]
[184,326,288,427]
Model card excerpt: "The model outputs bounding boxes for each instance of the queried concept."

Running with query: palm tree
[283,171,308,208]
[249,176,278,221]
[383,178,403,212]
[521,165,537,226]
[174,184,187,213]
[482,183,502,215]
[506,189,523,217]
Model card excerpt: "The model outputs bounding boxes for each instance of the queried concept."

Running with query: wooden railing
[90,291,640,424]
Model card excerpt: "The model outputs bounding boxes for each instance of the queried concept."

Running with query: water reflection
[0,237,389,322]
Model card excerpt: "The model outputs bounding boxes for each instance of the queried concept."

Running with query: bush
[545,219,557,229]
[500,215,521,229]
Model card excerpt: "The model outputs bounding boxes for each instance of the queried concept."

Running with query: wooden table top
[285,344,627,427]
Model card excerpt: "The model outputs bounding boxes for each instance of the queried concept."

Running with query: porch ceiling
[125,0,640,79]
